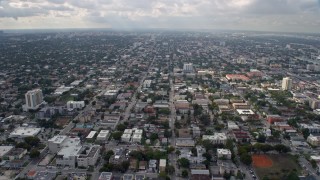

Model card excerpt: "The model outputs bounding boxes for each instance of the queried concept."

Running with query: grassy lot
[254,154,301,180]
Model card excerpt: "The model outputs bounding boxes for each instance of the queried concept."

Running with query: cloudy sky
[0,0,319,32]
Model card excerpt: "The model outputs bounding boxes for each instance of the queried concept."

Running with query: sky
[0,0,319,33]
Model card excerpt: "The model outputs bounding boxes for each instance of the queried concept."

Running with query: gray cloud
[0,0,319,32]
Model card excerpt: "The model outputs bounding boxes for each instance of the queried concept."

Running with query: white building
[123,129,133,135]
[133,129,143,135]
[96,130,110,141]
[23,89,44,111]
[67,101,85,110]
[77,145,100,167]
[98,172,113,180]
[121,134,131,142]
[56,145,82,168]
[86,131,97,140]
[143,80,152,88]
[307,135,320,146]
[217,149,232,159]
[48,135,81,153]
[183,63,193,73]
[132,134,142,143]
[281,77,292,91]
[202,133,227,145]
[0,146,14,158]
[9,127,41,138]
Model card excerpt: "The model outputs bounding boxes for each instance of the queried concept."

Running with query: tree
[29,149,40,158]
[166,165,175,175]
[284,171,299,180]
[167,146,175,153]
[274,144,290,153]
[150,133,158,142]
[199,114,210,126]
[175,150,181,156]
[164,129,172,138]
[16,142,31,151]
[302,128,310,139]
[181,169,188,178]
[24,136,40,147]
[240,154,252,165]
[257,134,266,143]
[116,123,127,131]
[191,147,197,156]
[193,104,203,117]
[104,150,114,161]
[178,158,190,168]
[112,131,123,141]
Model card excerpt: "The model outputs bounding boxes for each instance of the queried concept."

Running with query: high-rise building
[23,89,44,111]
[281,77,292,91]
[183,63,193,73]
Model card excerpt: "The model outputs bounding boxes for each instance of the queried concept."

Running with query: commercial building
[56,145,82,168]
[9,127,41,138]
[0,146,14,158]
[48,135,81,153]
[67,101,85,110]
[23,89,44,111]
[281,77,292,90]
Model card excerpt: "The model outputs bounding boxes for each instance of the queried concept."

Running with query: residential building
[2,148,27,160]
[281,77,292,90]
[121,134,131,142]
[183,63,193,73]
[0,146,14,158]
[23,89,44,111]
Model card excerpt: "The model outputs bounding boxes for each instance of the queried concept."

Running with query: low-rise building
[176,138,195,147]
[77,145,100,167]
[96,130,110,141]
[56,145,82,168]
[48,135,81,153]
[307,135,320,146]
[67,101,85,110]
[86,131,97,140]
[98,172,113,180]
[202,133,227,145]
[0,146,14,158]
[132,134,142,143]
[121,134,131,142]
[2,148,27,160]
[217,149,232,159]
[159,159,166,173]
[9,127,41,138]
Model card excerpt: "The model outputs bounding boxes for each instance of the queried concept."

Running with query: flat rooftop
[10,127,41,137]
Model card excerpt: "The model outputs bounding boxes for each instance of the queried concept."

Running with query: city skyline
[0,0,320,33]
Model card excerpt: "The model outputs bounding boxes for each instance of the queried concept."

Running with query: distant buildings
[23,89,44,111]
[281,77,292,91]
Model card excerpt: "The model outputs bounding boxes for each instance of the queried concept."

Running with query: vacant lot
[253,154,300,180]
[252,154,273,168]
